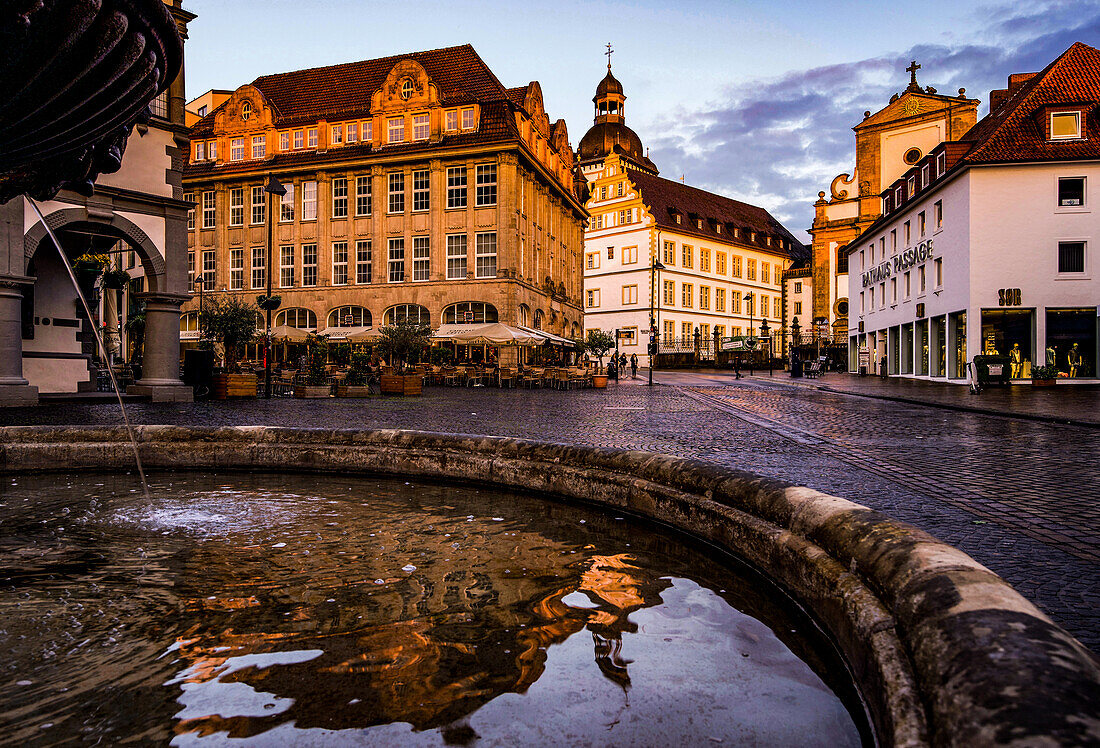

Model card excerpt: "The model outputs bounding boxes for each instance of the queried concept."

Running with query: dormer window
[921,164,930,185]
[716,224,722,234]
[675,214,681,225]
[907,176,916,195]
[696,219,702,229]
[241,101,252,121]
[936,151,946,175]
[1050,111,1082,140]
[895,186,904,205]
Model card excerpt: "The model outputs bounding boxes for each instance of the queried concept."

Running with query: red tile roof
[960,42,1100,165]
[627,170,801,255]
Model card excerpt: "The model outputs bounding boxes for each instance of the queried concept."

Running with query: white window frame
[475,232,497,278]
[293,130,303,149]
[251,134,266,159]
[229,187,244,227]
[347,122,358,143]
[332,177,348,218]
[230,247,244,290]
[445,110,458,131]
[586,289,600,308]
[388,172,405,214]
[230,138,244,161]
[412,236,430,281]
[461,108,475,130]
[301,181,317,221]
[446,166,467,209]
[622,284,638,305]
[412,169,430,212]
[387,116,405,144]
[251,246,265,289]
[302,243,317,286]
[446,234,468,280]
[355,240,372,284]
[185,192,195,230]
[331,124,343,145]
[356,176,372,216]
[280,183,295,222]
[307,128,318,148]
[202,191,215,229]
[279,245,294,288]
[475,163,497,207]
[251,185,265,225]
[1050,111,1082,140]
[388,238,405,282]
[1057,240,1087,275]
[411,113,429,141]
[331,241,349,285]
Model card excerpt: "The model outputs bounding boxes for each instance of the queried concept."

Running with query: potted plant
[1031,363,1059,387]
[295,334,332,398]
[102,267,131,290]
[584,329,616,388]
[72,252,108,301]
[336,349,372,397]
[379,320,430,396]
[429,346,454,366]
[201,295,260,399]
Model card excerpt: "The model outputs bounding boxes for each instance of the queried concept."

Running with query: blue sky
[184,0,1099,240]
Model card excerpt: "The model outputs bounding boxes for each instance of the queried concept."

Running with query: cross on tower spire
[605,42,614,71]
[905,60,922,91]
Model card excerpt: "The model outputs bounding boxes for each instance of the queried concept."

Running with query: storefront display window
[981,309,1033,379]
[902,323,913,373]
[932,316,946,377]
[1046,308,1096,378]
[951,311,967,379]
[891,326,900,374]
[916,319,928,376]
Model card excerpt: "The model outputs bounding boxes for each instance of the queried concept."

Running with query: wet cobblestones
[2,381,1097,650]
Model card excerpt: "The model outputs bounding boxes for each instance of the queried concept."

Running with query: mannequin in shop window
[1046,345,1057,367]
[1009,343,1022,378]
[1067,343,1082,378]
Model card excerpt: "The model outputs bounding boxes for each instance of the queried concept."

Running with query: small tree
[304,334,329,385]
[200,295,259,373]
[344,348,371,386]
[379,320,431,373]
[584,329,616,366]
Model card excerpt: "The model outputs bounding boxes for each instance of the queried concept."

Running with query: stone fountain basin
[0,425,1097,746]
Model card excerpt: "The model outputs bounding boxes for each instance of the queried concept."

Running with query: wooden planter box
[1033,379,1057,387]
[591,374,608,389]
[381,373,422,397]
[294,384,331,399]
[336,384,371,398]
[212,373,257,399]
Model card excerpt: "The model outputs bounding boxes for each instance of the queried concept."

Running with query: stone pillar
[128,292,192,402]
[0,277,38,406]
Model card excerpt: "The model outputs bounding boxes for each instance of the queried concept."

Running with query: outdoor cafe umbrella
[432,323,541,346]
[346,327,384,343]
[267,324,309,343]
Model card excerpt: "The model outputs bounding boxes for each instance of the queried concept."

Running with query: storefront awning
[517,326,576,348]
[433,323,542,346]
[322,325,373,341]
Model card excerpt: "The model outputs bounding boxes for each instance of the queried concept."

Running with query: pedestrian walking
[619,352,627,376]
[630,353,638,379]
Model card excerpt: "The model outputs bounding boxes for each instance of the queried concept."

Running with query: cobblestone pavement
[2,380,1098,651]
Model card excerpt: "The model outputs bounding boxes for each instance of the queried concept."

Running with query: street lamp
[745,292,755,376]
[759,317,772,376]
[193,275,204,338]
[263,175,286,399]
[649,258,665,386]
[790,316,801,378]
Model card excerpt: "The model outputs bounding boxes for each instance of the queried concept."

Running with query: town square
[0,0,1098,745]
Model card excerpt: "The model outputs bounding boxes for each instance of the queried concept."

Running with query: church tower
[577,46,659,181]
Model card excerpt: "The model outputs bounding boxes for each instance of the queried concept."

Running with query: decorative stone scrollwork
[830,172,855,201]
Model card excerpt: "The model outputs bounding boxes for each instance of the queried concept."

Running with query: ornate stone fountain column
[128,292,192,402]
[0,276,38,406]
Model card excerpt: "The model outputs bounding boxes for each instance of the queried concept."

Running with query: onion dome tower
[577,50,658,175]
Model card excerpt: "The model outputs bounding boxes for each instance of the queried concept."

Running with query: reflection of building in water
[171,506,670,741]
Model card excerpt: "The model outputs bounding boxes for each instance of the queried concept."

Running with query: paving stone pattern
[3,381,1098,651]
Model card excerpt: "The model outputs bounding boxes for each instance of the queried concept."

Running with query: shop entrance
[1046,308,1097,378]
[981,309,1034,379]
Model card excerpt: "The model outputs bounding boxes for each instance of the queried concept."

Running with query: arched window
[442,302,498,324]
[241,101,252,121]
[517,304,530,327]
[327,306,372,328]
[383,304,430,326]
[533,309,544,330]
[274,308,317,329]
[180,312,199,332]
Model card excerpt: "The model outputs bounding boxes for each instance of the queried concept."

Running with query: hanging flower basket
[102,268,131,290]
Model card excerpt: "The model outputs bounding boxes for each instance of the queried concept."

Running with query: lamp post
[193,275,204,338]
[745,292,755,376]
[649,258,665,386]
[760,317,772,376]
[790,316,801,377]
[263,175,286,399]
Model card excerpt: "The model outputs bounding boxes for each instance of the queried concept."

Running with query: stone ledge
[0,425,1097,746]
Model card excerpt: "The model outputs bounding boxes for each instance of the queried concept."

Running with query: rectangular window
[185,192,195,230]
[891,230,897,253]
[934,258,943,287]
[388,238,405,282]
[412,237,430,281]
[362,120,373,142]
[251,246,265,289]
[461,108,475,129]
[307,128,318,148]
[412,113,429,141]
[445,110,458,131]
[475,232,497,278]
[699,323,709,342]
[188,250,195,289]
[388,172,405,213]
[879,282,885,308]
[663,240,675,265]
[208,140,217,160]
[302,244,317,286]
[252,135,266,159]
[760,296,768,318]
[202,191,215,228]
[251,185,265,225]
[332,178,348,218]
[585,251,599,270]
[230,248,244,290]
[794,300,802,315]
[332,241,348,285]
[347,122,358,143]
[663,279,674,306]
[1050,111,1081,139]
[699,285,710,310]
[412,169,430,211]
[622,246,637,264]
[936,151,946,175]
[681,321,692,339]
[716,252,727,275]
[747,258,756,280]
[904,271,911,298]
[918,211,926,237]
[294,130,303,149]
[682,282,693,308]
[387,117,404,144]
[681,245,693,269]
[331,125,343,145]
[663,320,674,344]
[715,288,726,312]
[195,141,205,161]
[356,176,372,216]
[446,167,467,209]
[700,249,711,272]
[731,255,742,278]
[446,234,468,279]
[761,261,769,283]
[229,188,244,226]
[904,221,911,245]
[355,240,372,284]
[280,183,295,222]
[732,291,741,314]
[301,181,317,221]
[795,281,802,293]
[870,287,875,309]
[1058,241,1085,273]
[934,200,943,229]
[475,164,497,206]
[607,245,615,260]
[279,245,294,288]
[622,285,638,305]
[1058,177,1086,207]
[202,249,216,289]
[230,138,244,161]
[919,265,926,293]
[921,164,930,186]
[586,289,600,308]
[891,277,897,303]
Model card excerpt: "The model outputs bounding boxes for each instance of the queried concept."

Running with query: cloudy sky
[183,0,1099,241]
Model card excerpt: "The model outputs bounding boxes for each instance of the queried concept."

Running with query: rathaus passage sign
[862,240,934,288]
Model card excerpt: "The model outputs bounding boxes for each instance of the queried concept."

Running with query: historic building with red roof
[844,42,1100,385]
[182,44,588,362]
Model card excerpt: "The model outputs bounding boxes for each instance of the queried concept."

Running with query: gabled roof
[628,171,801,255]
[959,41,1100,165]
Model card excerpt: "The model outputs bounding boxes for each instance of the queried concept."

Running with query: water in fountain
[28,199,150,500]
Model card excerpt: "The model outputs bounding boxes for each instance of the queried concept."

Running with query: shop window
[1058,241,1085,274]
[384,304,430,326]
[1046,309,1095,378]
[275,308,317,329]
[951,312,967,379]
[443,302,498,324]
[982,309,1033,378]
[1058,177,1085,207]
[328,306,371,327]
[916,319,929,376]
